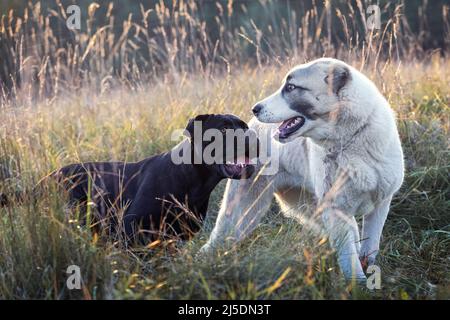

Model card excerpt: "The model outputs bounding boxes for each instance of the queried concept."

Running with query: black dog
[52,114,258,242]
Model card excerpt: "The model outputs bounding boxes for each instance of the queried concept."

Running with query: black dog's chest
[135,192,209,240]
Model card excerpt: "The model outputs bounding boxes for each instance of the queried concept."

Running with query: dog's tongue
[227,156,250,165]
[236,156,250,164]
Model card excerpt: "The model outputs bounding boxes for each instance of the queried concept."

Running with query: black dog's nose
[252,104,262,115]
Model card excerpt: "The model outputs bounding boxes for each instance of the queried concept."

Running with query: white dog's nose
[252,104,262,115]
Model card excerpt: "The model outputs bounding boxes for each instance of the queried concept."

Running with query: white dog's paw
[342,272,367,284]
[349,275,368,286]
[338,257,367,283]
[196,243,214,259]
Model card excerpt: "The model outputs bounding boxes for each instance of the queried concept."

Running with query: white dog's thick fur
[200,58,404,281]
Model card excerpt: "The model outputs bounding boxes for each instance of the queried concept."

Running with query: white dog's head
[252,58,356,144]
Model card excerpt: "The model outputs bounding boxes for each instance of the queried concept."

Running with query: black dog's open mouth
[278,116,305,139]
[222,157,255,178]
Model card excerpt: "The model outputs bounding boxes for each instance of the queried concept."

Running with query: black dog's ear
[193,114,213,122]
[184,119,195,138]
[184,114,212,139]
[324,64,351,95]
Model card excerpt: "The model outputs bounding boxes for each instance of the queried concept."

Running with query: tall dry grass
[1,0,447,103]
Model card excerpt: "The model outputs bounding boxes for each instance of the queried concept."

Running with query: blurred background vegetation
[1,0,449,103]
[1,0,448,49]
[0,0,450,49]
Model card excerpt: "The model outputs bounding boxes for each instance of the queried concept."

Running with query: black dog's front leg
[123,213,139,245]
[122,188,157,245]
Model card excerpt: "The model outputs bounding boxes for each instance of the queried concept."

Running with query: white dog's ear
[324,64,351,94]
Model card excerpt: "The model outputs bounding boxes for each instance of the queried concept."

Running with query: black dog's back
[54,154,209,241]
[55,161,142,205]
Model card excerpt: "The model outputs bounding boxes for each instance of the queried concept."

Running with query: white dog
[200,58,404,281]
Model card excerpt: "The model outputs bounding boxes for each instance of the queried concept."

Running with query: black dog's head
[184,114,258,179]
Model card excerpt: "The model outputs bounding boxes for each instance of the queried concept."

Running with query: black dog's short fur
[52,114,257,242]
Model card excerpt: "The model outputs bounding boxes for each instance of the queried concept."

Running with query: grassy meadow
[0,1,449,299]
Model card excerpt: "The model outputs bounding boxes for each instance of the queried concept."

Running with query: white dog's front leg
[322,208,366,281]
[360,196,392,266]
[199,173,276,254]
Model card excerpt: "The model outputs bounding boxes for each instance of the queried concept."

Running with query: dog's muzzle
[222,157,255,179]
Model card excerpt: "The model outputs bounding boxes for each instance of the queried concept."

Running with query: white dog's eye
[285,84,296,92]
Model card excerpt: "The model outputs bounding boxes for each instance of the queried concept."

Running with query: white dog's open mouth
[278,116,305,139]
